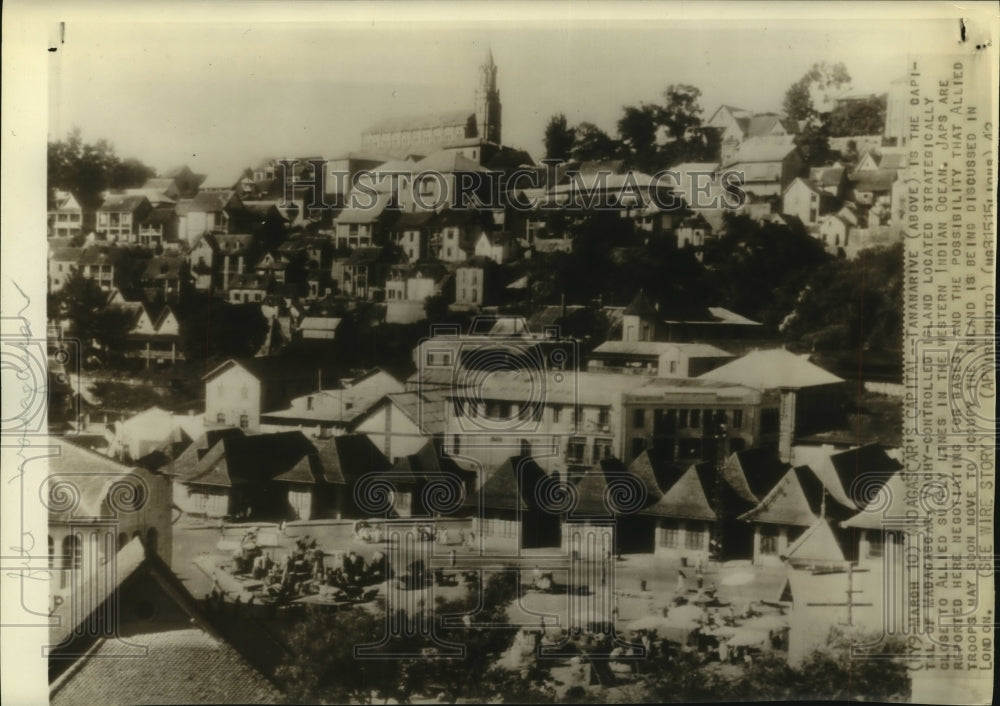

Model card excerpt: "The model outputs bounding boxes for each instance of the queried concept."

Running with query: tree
[93,306,137,361]
[657,84,713,166]
[781,242,902,352]
[658,84,705,142]
[179,299,269,360]
[783,62,851,123]
[274,606,409,704]
[829,94,887,137]
[702,213,831,331]
[617,104,659,171]
[56,270,112,354]
[571,123,622,163]
[48,128,157,211]
[544,113,576,161]
[783,63,851,166]
[400,571,522,703]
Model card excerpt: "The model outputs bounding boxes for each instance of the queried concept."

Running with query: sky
[47,14,956,186]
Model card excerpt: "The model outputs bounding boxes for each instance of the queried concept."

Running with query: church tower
[475,48,502,144]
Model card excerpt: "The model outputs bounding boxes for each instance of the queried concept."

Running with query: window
[868,530,884,558]
[669,361,677,374]
[732,409,744,429]
[690,409,701,428]
[660,524,679,548]
[678,409,689,428]
[217,412,226,424]
[598,407,610,427]
[592,438,613,463]
[685,526,706,550]
[239,414,249,430]
[760,526,779,555]
[60,534,82,588]
[567,437,586,463]
[552,405,562,424]
[633,409,645,428]
[452,436,461,455]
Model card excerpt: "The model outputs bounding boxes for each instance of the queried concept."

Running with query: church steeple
[475,47,502,145]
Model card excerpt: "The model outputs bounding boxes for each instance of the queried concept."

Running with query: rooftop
[699,349,844,390]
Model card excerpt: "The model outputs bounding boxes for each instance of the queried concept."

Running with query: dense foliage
[48,127,157,211]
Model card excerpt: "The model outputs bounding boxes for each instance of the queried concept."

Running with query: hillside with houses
[43,51,915,705]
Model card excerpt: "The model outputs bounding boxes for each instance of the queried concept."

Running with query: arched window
[60,534,81,588]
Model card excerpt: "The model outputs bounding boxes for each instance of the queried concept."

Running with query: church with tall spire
[359,48,504,160]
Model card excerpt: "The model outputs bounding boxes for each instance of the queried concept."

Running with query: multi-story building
[95,194,151,242]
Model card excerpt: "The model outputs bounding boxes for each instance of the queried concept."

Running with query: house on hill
[782,177,839,227]
[721,135,804,200]
[176,190,240,244]
[202,357,325,433]
[49,190,84,238]
[96,194,151,242]
[48,539,280,705]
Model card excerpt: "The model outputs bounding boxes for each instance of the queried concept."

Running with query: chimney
[778,388,797,463]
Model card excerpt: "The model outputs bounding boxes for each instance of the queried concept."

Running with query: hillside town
[45,50,913,704]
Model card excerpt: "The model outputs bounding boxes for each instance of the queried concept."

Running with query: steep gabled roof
[476,455,548,511]
[623,289,658,317]
[738,465,828,526]
[782,518,847,565]
[642,463,717,521]
[186,431,318,488]
[725,447,792,503]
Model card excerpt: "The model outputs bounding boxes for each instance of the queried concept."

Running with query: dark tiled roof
[623,290,658,317]
[476,456,548,511]
[142,255,185,280]
[49,540,280,705]
[725,447,791,502]
[98,194,148,212]
[78,246,126,267]
[642,463,716,521]
[187,431,317,488]
[227,272,273,290]
[312,433,391,485]
[850,169,897,192]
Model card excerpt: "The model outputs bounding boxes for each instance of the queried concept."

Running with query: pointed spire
[485,46,495,66]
